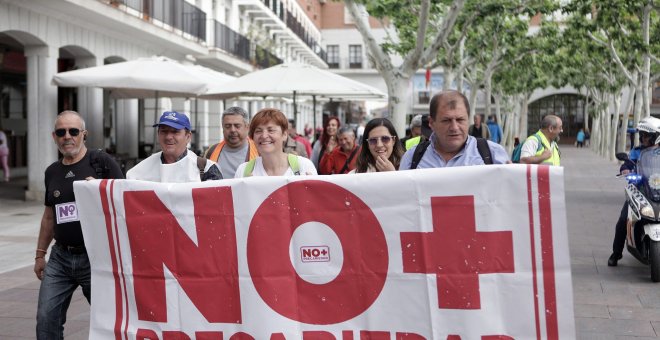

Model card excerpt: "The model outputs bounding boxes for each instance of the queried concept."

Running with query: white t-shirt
[127,150,216,183]
[234,156,317,178]
[520,138,541,158]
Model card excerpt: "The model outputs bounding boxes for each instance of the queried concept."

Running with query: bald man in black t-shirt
[34,111,123,339]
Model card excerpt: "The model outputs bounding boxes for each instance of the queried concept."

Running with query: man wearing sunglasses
[399,90,509,170]
[35,111,124,339]
[127,111,222,182]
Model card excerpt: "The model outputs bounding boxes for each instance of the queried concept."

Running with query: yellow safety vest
[527,131,560,166]
[405,136,422,150]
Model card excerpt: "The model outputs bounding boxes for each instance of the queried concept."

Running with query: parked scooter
[616,151,660,282]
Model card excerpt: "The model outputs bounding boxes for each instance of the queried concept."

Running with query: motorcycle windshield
[637,147,660,202]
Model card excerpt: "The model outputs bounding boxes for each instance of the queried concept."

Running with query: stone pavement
[0,146,658,339]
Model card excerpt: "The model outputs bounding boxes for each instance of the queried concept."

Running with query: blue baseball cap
[153,111,191,130]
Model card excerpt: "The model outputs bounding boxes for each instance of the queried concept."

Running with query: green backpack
[243,154,301,176]
[511,134,543,163]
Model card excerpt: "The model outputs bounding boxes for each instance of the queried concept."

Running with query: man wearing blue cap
[127,111,222,182]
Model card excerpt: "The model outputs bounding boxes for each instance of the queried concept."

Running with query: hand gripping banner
[74,164,575,339]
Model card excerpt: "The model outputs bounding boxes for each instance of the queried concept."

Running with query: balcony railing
[212,20,282,69]
[256,0,326,62]
[214,21,251,62]
[108,0,206,42]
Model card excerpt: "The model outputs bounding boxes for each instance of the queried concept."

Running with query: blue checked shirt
[399,134,510,170]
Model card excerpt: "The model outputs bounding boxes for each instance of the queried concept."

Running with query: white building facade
[0,0,326,199]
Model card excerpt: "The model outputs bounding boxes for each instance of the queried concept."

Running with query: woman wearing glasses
[350,118,404,173]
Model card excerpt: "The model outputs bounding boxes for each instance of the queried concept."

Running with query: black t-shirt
[44,149,124,247]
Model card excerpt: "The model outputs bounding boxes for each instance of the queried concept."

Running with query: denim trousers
[36,244,91,340]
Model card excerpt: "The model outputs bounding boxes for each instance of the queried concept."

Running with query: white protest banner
[74,164,575,339]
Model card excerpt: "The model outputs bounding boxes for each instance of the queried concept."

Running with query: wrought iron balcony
[212,20,281,69]
[106,0,206,42]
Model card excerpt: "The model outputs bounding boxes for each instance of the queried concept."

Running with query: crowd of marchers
[34,90,569,339]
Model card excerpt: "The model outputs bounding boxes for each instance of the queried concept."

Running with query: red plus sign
[321,249,328,256]
[400,196,514,310]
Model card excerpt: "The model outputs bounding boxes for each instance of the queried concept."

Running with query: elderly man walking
[35,111,123,339]
[127,111,221,182]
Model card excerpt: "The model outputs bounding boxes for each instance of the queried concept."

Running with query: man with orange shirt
[320,126,360,174]
[204,107,258,178]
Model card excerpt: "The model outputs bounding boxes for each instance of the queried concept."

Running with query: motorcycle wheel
[652,241,660,282]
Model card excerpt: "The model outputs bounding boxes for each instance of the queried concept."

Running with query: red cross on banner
[400,195,515,310]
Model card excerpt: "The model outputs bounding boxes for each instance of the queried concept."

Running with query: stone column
[115,99,138,158]
[25,46,58,201]
[75,56,104,149]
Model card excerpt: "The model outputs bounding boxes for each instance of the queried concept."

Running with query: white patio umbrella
[201,62,386,129]
[202,62,385,99]
[51,56,224,98]
[52,56,235,148]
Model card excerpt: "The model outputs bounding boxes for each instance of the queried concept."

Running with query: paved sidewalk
[0,146,658,339]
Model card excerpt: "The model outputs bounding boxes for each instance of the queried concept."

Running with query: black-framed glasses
[367,136,395,146]
[54,128,82,137]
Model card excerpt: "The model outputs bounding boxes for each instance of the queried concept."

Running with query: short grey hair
[56,110,86,130]
[338,126,355,136]
[222,106,249,124]
[541,114,560,129]
[410,114,422,129]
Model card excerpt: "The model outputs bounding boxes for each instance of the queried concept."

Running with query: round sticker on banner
[54,190,60,198]
[289,221,343,285]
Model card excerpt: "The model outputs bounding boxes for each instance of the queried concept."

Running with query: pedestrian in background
[487,114,503,144]
[320,126,360,174]
[0,128,9,182]
[311,116,340,172]
[520,115,562,166]
[576,128,585,148]
[468,114,491,140]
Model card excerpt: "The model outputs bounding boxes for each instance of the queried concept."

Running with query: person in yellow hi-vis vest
[520,114,562,166]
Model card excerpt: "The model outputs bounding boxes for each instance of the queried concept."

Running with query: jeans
[36,244,91,340]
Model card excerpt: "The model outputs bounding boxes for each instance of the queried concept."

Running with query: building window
[418,91,430,104]
[349,45,362,69]
[326,45,339,69]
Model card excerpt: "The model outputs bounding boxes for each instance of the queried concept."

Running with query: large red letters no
[125,187,241,323]
[247,180,389,324]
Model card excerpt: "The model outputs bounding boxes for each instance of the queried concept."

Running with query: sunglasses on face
[367,136,395,146]
[54,128,82,137]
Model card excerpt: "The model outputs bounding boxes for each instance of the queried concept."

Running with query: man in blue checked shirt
[399,90,509,170]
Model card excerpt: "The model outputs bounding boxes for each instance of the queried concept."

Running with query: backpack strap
[287,154,300,175]
[476,138,493,165]
[338,147,359,174]
[196,156,206,180]
[243,159,257,177]
[204,143,219,160]
[89,149,109,178]
[244,155,301,177]
[410,140,431,169]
